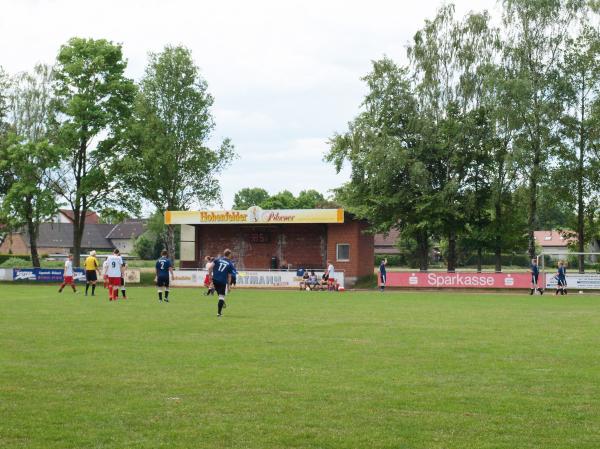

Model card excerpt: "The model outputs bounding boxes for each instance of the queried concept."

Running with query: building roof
[374,229,401,254]
[30,223,114,249]
[106,220,146,240]
[59,209,100,224]
[534,230,576,248]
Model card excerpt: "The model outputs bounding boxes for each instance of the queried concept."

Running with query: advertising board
[383,272,535,289]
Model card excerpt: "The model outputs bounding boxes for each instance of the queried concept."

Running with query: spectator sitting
[299,270,310,290]
[308,271,319,290]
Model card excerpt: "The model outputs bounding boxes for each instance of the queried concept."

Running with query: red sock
[108,285,113,300]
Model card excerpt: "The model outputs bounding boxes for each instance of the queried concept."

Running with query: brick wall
[182,224,327,270]
[326,219,374,284]
[0,234,28,254]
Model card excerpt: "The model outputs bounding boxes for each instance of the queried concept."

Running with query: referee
[84,250,100,296]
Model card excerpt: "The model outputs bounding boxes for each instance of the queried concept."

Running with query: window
[336,243,350,262]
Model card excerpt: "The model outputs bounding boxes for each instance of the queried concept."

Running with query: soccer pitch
[1,286,599,449]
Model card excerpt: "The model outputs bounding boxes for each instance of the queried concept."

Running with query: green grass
[1,286,599,449]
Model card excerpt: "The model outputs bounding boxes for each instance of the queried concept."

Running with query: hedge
[0,254,31,264]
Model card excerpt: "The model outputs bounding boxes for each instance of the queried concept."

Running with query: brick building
[167,208,374,286]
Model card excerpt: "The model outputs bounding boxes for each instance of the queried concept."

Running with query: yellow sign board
[165,207,344,225]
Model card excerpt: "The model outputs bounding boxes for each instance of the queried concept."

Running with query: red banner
[382,272,538,289]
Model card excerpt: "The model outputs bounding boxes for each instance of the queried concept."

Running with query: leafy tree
[295,189,326,208]
[98,207,131,224]
[233,187,269,210]
[555,22,600,271]
[0,64,60,267]
[121,45,233,261]
[49,38,136,266]
[502,0,583,259]
[260,190,297,209]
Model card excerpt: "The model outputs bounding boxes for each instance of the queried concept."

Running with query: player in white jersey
[105,249,124,301]
[58,254,77,293]
[102,259,109,288]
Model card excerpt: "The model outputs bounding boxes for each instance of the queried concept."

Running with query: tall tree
[122,45,234,260]
[49,37,135,265]
[0,65,60,266]
[556,22,600,272]
[502,0,583,259]
[233,187,270,210]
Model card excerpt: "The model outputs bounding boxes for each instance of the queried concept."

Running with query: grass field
[1,285,599,449]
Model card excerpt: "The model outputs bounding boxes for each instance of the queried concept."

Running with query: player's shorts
[157,276,170,288]
[63,276,74,284]
[557,276,566,286]
[86,270,97,282]
[213,280,227,296]
[231,275,237,286]
[380,274,387,285]
[531,273,539,284]
[120,277,125,286]
[108,277,122,286]
[203,274,211,287]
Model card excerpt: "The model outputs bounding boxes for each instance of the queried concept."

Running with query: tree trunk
[447,231,456,272]
[24,195,41,267]
[166,224,176,265]
[476,247,482,273]
[72,209,84,267]
[494,199,502,273]
[527,153,539,260]
[577,79,585,274]
[416,229,429,271]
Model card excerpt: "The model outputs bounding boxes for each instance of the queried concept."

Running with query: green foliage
[134,233,161,260]
[98,208,132,224]
[49,37,136,265]
[0,254,31,264]
[233,188,270,210]
[0,257,31,268]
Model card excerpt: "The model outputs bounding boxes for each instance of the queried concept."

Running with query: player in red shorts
[58,254,77,294]
[105,249,124,301]
[203,256,215,296]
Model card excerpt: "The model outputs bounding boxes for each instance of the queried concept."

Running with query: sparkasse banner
[383,272,535,289]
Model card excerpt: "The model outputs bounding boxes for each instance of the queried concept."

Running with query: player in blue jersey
[212,248,235,317]
[155,250,174,302]
[530,258,543,295]
[555,260,567,295]
[379,258,387,292]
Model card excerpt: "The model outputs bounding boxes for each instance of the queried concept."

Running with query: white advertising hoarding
[172,270,344,288]
[545,273,600,290]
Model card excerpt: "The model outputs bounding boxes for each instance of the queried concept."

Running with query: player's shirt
[327,263,335,280]
[156,257,172,278]
[558,266,566,278]
[380,262,386,276]
[84,256,99,271]
[531,264,539,276]
[212,257,234,284]
[106,255,124,278]
[64,260,74,277]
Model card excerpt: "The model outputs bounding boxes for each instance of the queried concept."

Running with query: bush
[374,254,406,267]
[0,257,32,268]
[0,254,31,264]
[134,234,157,260]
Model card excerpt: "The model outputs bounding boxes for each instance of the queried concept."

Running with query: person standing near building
[212,249,234,317]
[326,260,335,291]
[105,249,124,301]
[379,258,387,292]
[58,254,77,294]
[529,258,543,295]
[117,257,127,299]
[84,250,100,296]
[156,250,174,302]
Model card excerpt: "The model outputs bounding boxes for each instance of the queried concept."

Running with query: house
[534,230,576,257]
[0,220,146,256]
[52,209,100,224]
[106,220,146,253]
[374,229,401,255]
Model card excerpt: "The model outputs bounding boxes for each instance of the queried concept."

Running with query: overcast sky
[1,0,498,209]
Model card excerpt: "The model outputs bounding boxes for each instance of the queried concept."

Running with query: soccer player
[156,250,174,302]
[105,249,124,301]
[203,256,215,296]
[380,258,387,292]
[212,249,234,317]
[116,257,127,299]
[326,260,336,291]
[84,250,100,296]
[102,258,109,288]
[530,258,543,295]
[556,260,567,295]
[58,254,77,294]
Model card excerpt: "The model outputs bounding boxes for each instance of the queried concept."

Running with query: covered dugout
[165,207,374,286]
